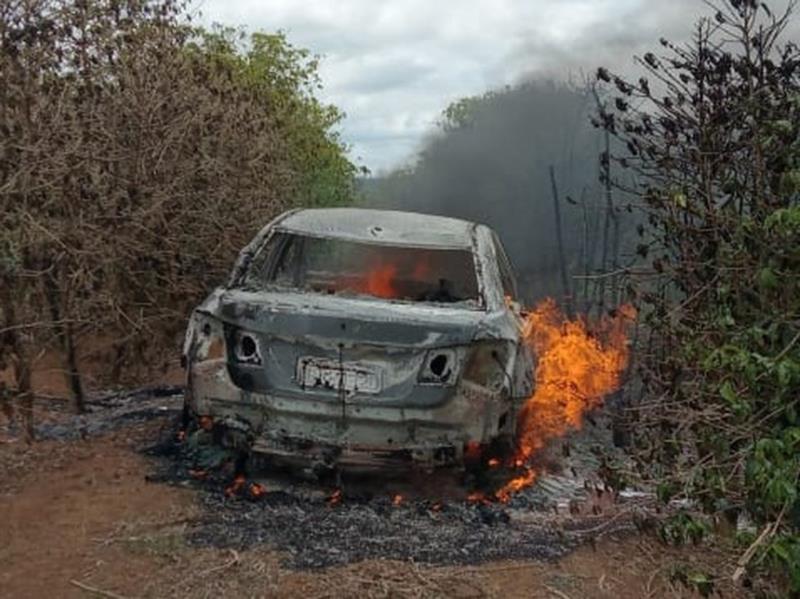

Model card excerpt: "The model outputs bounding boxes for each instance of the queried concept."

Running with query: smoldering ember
[27,383,641,569]
[2,1,799,597]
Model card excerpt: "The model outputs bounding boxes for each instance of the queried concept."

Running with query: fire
[249,482,267,499]
[346,257,432,300]
[327,489,342,506]
[487,458,501,468]
[224,475,266,499]
[467,491,491,505]
[363,264,398,299]
[495,468,537,503]
[392,494,404,506]
[224,473,246,498]
[495,299,635,502]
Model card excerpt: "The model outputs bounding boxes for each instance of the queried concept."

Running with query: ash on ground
[5,388,645,569]
[10,385,185,441]
[144,394,641,569]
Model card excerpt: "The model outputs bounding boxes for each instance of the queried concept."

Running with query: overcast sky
[199,1,794,174]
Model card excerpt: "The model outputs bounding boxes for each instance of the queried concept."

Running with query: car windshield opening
[244,233,482,307]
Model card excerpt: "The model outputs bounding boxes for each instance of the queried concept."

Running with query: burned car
[182,208,533,471]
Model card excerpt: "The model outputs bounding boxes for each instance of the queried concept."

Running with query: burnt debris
[143,394,635,569]
[5,388,637,570]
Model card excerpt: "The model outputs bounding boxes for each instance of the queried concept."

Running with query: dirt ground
[0,410,752,599]
[0,350,753,598]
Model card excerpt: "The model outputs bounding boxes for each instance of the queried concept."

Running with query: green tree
[438,90,499,132]
[194,28,362,206]
[597,0,799,591]
[0,0,357,429]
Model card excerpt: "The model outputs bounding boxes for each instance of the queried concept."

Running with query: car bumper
[187,359,514,468]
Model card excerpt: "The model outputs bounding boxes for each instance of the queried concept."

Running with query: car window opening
[245,233,482,307]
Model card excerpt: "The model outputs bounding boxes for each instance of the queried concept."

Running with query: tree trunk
[579,186,592,311]
[596,119,616,317]
[549,165,573,317]
[14,345,34,442]
[43,271,86,414]
[0,283,34,441]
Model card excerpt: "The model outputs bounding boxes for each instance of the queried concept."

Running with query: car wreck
[182,208,533,472]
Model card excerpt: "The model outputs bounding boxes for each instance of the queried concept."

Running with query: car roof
[276,208,478,249]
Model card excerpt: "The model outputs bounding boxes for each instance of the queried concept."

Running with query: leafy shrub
[0,0,358,421]
[596,0,800,591]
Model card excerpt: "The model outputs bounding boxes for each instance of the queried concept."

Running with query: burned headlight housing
[183,311,225,365]
[224,325,262,365]
[418,348,459,385]
[463,341,511,391]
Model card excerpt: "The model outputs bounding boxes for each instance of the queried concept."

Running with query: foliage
[669,566,716,598]
[659,511,712,546]
[0,0,356,427]
[596,0,800,590]
[192,27,362,207]
[438,90,500,132]
[766,533,800,591]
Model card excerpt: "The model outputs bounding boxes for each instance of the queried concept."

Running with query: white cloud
[197,0,798,173]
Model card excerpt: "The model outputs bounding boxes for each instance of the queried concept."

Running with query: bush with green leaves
[596,0,799,591]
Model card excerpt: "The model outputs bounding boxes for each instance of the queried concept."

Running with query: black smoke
[362,80,619,306]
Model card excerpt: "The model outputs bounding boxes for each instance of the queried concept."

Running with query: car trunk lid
[203,289,495,406]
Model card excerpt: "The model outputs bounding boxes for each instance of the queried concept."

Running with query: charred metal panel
[188,356,509,454]
[183,208,534,468]
[216,289,494,346]
[277,208,476,249]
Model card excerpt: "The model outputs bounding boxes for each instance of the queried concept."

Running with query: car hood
[196,287,518,349]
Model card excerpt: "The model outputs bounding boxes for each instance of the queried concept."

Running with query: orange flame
[249,482,267,499]
[392,494,404,506]
[225,473,246,498]
[363,264,398,299]
[487,458,501,468]
[495,299,635,502]
[347,258,432,300]
[467,491,491,505]
[327,489,342,506]
[495,468,537,503]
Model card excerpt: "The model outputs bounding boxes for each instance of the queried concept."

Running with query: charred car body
[182,208,533,471]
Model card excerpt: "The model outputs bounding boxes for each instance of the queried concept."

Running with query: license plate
[296,357,382,395]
